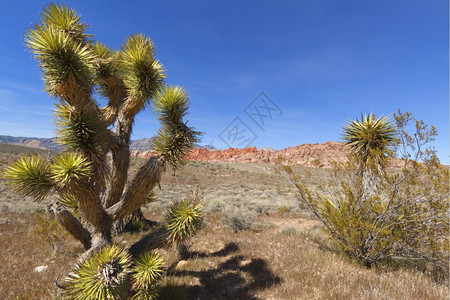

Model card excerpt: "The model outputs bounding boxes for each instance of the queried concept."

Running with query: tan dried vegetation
[0,144,448,299]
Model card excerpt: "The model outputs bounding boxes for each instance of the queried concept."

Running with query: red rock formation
[131,141,352,168]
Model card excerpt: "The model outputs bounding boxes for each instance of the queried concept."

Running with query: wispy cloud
[0,89,16,105]
[0,120,53,138]
[1,80,42,94]
[0,88,52,116]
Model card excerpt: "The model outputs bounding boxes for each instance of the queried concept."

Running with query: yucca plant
[63,245,132,299]
[165,197,203,243]
[283,111,449,270]
[342,113,397,196]
[130,251,164,299]
[342,113,397,168]
[128,191,204,257]
[3,3,204,298]
[3,154,53,201]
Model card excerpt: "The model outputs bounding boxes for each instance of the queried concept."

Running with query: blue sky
[0,1,448,162]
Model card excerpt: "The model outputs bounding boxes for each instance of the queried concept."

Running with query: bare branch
[47,201,91,250]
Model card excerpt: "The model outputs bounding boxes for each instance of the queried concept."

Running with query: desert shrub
[277,205,292,214]
[222,206,257,232]
[33,212,68,253]
[206,198,226,212]
[255,205,269,215]
[280,225,297,235]
[310,158,321,167]
[283,111,449,271]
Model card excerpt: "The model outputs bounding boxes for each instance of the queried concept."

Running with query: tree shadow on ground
[159,242,282,300]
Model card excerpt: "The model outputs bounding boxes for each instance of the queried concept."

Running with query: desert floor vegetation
[0,146,448,299]
[1,2,447,299]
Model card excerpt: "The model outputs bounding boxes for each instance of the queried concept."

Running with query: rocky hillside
[1,136,409,168]
[0,135,59,151]
[0,136,191,152]
[131,141,350,168]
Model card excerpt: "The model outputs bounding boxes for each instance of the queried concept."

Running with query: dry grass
[156,214,448,300]
[0,211,82,299]
[0,144,448,299]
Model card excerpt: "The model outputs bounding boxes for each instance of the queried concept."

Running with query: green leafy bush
[280,225,297,235]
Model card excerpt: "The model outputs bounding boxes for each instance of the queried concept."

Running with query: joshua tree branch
[103,112,134,208]
[98,84,126,127]
[69,184,112,241]
[47,201,92,250]
[128,226,170,258]
[107,156,164,221]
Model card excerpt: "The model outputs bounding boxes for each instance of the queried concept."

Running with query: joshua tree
[4,2,203,262]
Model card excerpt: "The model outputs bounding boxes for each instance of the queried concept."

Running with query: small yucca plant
[165,197,203,244]
[64,245,132,300]
[342,113,397,167]
[284,111,449,270]
[130,251,164,299]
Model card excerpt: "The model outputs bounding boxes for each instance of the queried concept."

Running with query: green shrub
[280,225,297,235]
[206,198,225,212]
[283,111,449,271]
[222,206,257,232]
[33,213,68,253]
[310,158,321,167]
[277,205,292,214]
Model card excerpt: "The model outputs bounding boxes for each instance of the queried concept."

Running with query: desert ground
[0,144,448,299]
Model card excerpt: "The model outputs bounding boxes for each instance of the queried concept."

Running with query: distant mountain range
[0,135,60,151]
[0,135,216,152]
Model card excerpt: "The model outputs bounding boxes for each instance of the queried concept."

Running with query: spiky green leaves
[63,245,164,300]
[131,251,163,300]
[54,102,109,162]
[40,3,90,43]
[3,155,53,201]
[92,42,122,95]
[152,127,199,169]
[58,193,79,212]
[64,245,132,300]
[152,86,201,169]
[165,198,203,243]
[40,3,89,41]
[3,152,91,202]
[152,86,189,125]
[120,34,165,116]
[51,152,91,188]
[342,113,397,166]
[92,42,117,83]
[25,3,94,104]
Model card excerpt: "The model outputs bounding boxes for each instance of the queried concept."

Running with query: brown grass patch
[0,148,447,299]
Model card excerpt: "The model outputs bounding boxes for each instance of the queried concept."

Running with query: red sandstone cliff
[130,141,351,168]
